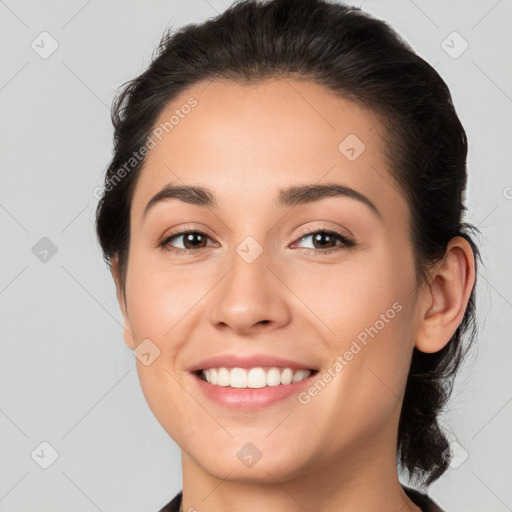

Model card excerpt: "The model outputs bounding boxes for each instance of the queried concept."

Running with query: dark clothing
[158,484,445,511]
[402,485,445,511]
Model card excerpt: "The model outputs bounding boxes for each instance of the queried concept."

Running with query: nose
[208,245,292,336]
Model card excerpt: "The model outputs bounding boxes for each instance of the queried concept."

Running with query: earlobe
[415,236,476,354]
[110,255,136,351]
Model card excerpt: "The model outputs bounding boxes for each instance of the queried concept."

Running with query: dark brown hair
[95,0,480,487]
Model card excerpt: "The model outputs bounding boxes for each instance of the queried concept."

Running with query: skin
[110,78,475,512]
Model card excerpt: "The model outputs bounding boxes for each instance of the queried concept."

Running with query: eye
[158,228,219,255]
[157,226,355,256]
[291,228,355,254]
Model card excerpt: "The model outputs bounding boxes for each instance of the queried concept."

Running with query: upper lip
[188,354,318,372]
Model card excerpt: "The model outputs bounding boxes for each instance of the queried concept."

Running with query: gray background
[1,0,511,511]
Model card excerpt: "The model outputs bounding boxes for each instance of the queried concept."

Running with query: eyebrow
[142,182,382,220]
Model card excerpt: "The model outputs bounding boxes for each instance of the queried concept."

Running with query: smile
[200,366,313,388]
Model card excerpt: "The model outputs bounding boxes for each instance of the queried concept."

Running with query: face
[116,78,425,483]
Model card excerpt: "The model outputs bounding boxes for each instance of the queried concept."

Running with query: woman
[95,0,479,510]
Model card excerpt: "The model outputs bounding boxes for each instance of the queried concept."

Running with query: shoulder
[159,487,445,512]
[402,484,446,512]
[157,490,182,512]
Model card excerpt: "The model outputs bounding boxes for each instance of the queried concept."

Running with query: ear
[110,255,136,351]
[415,236,476,353]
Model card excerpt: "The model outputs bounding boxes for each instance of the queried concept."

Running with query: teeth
[201,367,312,388]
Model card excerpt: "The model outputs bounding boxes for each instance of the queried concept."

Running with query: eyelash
[157,225,355,256]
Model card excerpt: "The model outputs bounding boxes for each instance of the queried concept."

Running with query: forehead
[130,78,406,223]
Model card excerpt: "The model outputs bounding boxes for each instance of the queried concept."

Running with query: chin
[187,440,314,484]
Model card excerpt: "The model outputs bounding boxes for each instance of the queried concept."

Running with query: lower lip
[191,371,317,410]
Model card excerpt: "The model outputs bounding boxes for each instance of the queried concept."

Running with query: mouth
[194,366,319,389]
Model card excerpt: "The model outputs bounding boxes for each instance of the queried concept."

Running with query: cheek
[123,253,219,436]
[124,251,212,342]
[295,246,418,408]
[297,297,417,462]
[288,244,416,344]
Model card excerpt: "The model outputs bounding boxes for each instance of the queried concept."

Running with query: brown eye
[293,229,355,254]
[159,230,217,254]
